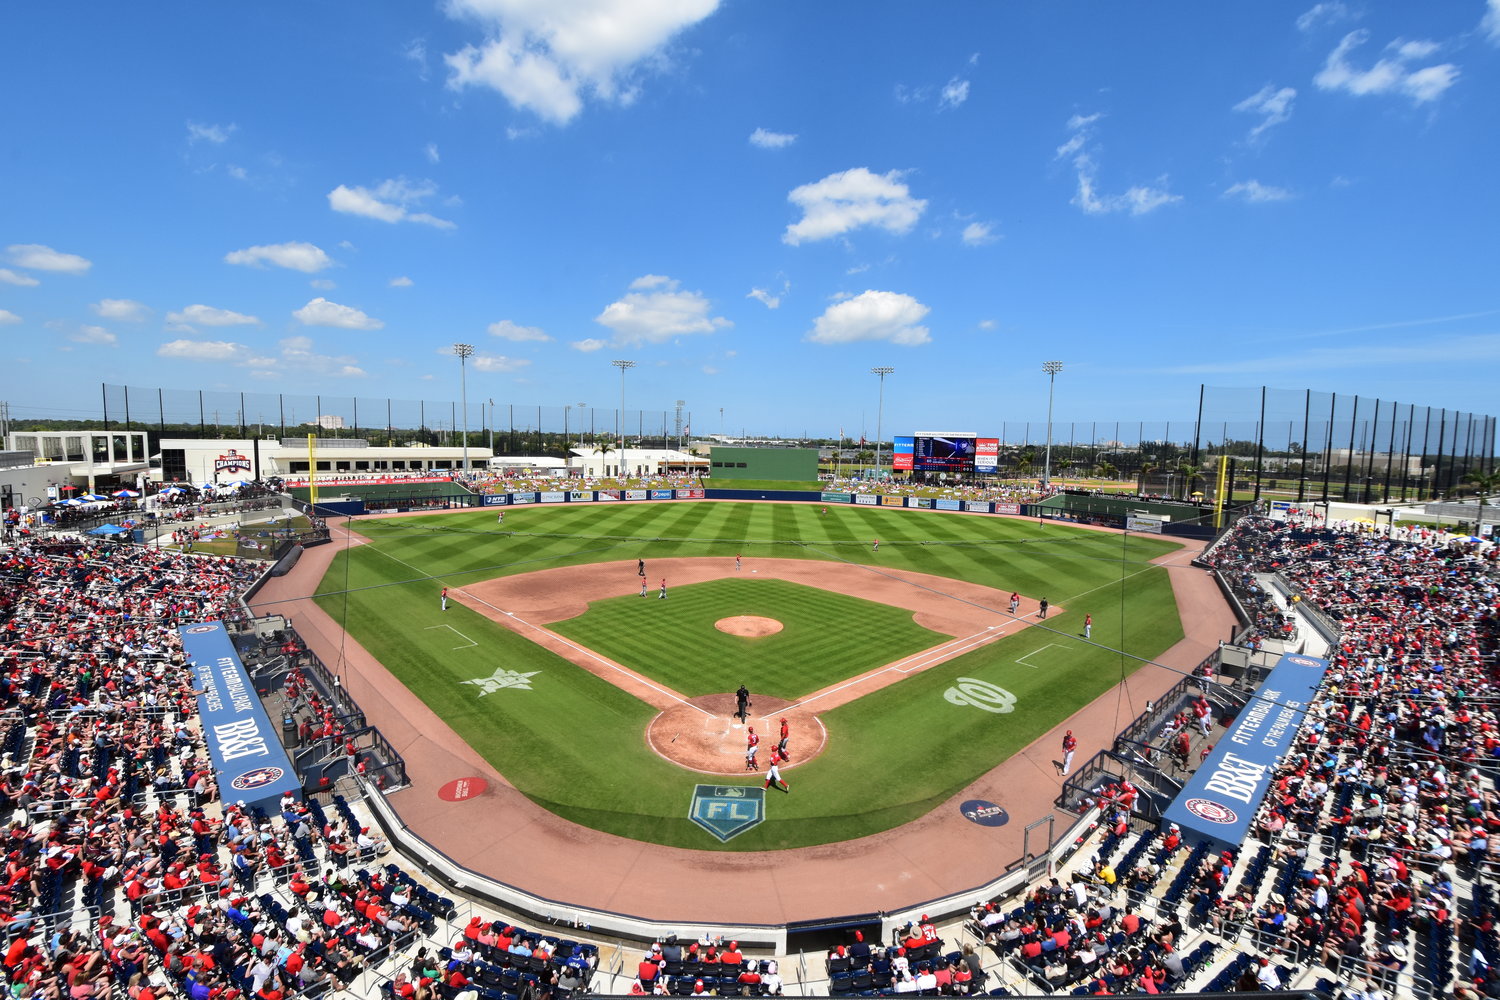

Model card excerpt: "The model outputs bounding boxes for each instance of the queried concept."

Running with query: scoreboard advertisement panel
[912,432,977,472]
[892,436,915,471]
[975,438,999,472]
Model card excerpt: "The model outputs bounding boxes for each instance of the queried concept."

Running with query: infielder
[1009,592,1020,615]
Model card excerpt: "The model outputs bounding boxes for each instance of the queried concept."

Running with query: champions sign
[214,449,252,475]
[1160,652,1330,852]
[179,622,302,814]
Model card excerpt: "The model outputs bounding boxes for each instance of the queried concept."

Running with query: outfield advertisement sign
[820,492,852,503]
[676,489,705,499]
[854,494,879,505]
[481,494,508,506]
[1125,515,1164,533]
[540,491,567,503]
[510,493,536,504]
[1161,652,1331,852]
[965,501,991,513]
[974,438,999,473]
[650,489,674,500]
[892,436,915,471]
[569,491,593,502]
[179,622,302,815]
[598,490,620,500]
[881,495,904,507]
[935,499,962,511]
[625,490,649,500]
[908,497,933,509]
[994,503,1021,515]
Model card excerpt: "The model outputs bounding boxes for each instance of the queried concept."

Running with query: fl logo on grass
[689,785,765,842]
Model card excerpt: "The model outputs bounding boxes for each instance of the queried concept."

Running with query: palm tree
[1463,469,1500,535]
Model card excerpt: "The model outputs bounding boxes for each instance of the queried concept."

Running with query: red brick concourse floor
[250,510,1233,925]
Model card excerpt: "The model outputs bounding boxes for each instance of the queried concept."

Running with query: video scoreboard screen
[912,432,976,472]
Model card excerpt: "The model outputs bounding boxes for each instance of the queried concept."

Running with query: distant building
[313,414,346,430]
[570,447,707,478]
[157,437,491,483]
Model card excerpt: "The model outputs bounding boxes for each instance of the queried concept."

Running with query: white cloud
[749,127,797,149]
[473,354,531,373]
[389,276,414,288]
[165,304,260,328]
[1314,30,1459,104]
[442,0,720,125]
[227,165,249,182]
[783,167,927,245]
[977,319,997,331]
[0,309,20,325]
[328,177,456,229]
[70,325,116,346]
[747,287,780,309]
[1485,0,1500,45]
[310,279,336,290]
[1060,117,1181,217]
[701,365,719,375]
[806,290,931,346]
[1296,2,1353,33]
[939,77,970,110]
[1066,112,1103,131]
[186,121,236,144]
[961,221,998,246]
[6,244,91,274]
[595,275,730,345]
[1224,180,1293,202]
[91,299,149,322]
[292,297,384,331]
[0,268,39,287]
[1233,85,1297,139]
[487,319,550,342]
[570,337,608,352]
[425,142,440,164]
[157,339,249,362]
[224,241,334,273]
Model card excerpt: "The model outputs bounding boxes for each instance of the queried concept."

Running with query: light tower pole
[871,366,894,478]
[612,359,635,480]
[454,343,475,472]
[1042,360,1063,487]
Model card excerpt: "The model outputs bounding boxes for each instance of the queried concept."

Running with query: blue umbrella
[79,493,109,502]
[112,489,140,498]
[159,486,186,496]
[86,523,129,536]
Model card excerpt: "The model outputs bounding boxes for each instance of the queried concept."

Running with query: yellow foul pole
[307,434,318,508]
[1213,455,1229,530]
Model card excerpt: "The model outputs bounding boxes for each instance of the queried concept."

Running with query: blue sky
[3,1,1498,439]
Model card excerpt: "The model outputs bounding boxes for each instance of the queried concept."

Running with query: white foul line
[1016,642,1061,669]
[424,624,478,650]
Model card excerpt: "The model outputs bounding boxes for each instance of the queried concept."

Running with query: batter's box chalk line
[1015,642,1063,668]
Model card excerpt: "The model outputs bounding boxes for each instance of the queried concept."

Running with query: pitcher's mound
[715,615,783,637]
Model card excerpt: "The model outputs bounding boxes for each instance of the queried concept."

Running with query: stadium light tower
[871,366,895,478]
[612,359,635,480]
[1042,360,1063,487]
[453,343,475,472]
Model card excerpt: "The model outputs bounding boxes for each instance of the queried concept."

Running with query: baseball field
[313,500,1184,850]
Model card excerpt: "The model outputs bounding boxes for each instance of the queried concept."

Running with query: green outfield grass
[551,577,946,699]
[314,500,1185,849]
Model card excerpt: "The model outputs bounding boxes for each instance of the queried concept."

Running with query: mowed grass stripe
[322,502,1186,850]
[551,578,945,699]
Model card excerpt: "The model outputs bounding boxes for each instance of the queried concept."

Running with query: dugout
[708,446,818,481]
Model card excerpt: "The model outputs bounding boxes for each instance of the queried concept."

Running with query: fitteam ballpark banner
[281,475,453,487]
[892,436,915,471]
[975,438,1000,473]
[179,622,303,815]
[1160,652,1331,853]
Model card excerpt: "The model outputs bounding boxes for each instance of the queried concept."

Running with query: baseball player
[745,727,759,770]
[441,587,448,612]
[659,577,667,600]
[872,538,879,552]
[1009,592,1020,615]
[764,754,788,793]
[1060,730,1077,776]
[640,579,648,598]
[1083,613,1092,639]
[497,511,504,524]
[777,717,789,757]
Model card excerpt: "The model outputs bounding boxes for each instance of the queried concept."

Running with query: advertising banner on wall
[540,491,567,503]
[908,497,933,509]
[820,492,852,503]
[510,493,536,504]
[975,438,1000,473]
[280,475,453,487]
[650,489,674,500]
[994,503,1021,515]
[854,494,879,505]
[892,436,914,471]
[179,622,302,815]
[481,494,508,506]
[625,490,649,500]
[1125,515,1164,533]
[1160,653,1330,853]
[598,490,620,500]
[881,495,904,506]
[964,501,992,513]
[676,489,705,499]
[935,498,962,511]
[569,491,593,502]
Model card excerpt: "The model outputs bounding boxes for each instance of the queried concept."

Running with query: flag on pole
[682,423,690,435]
